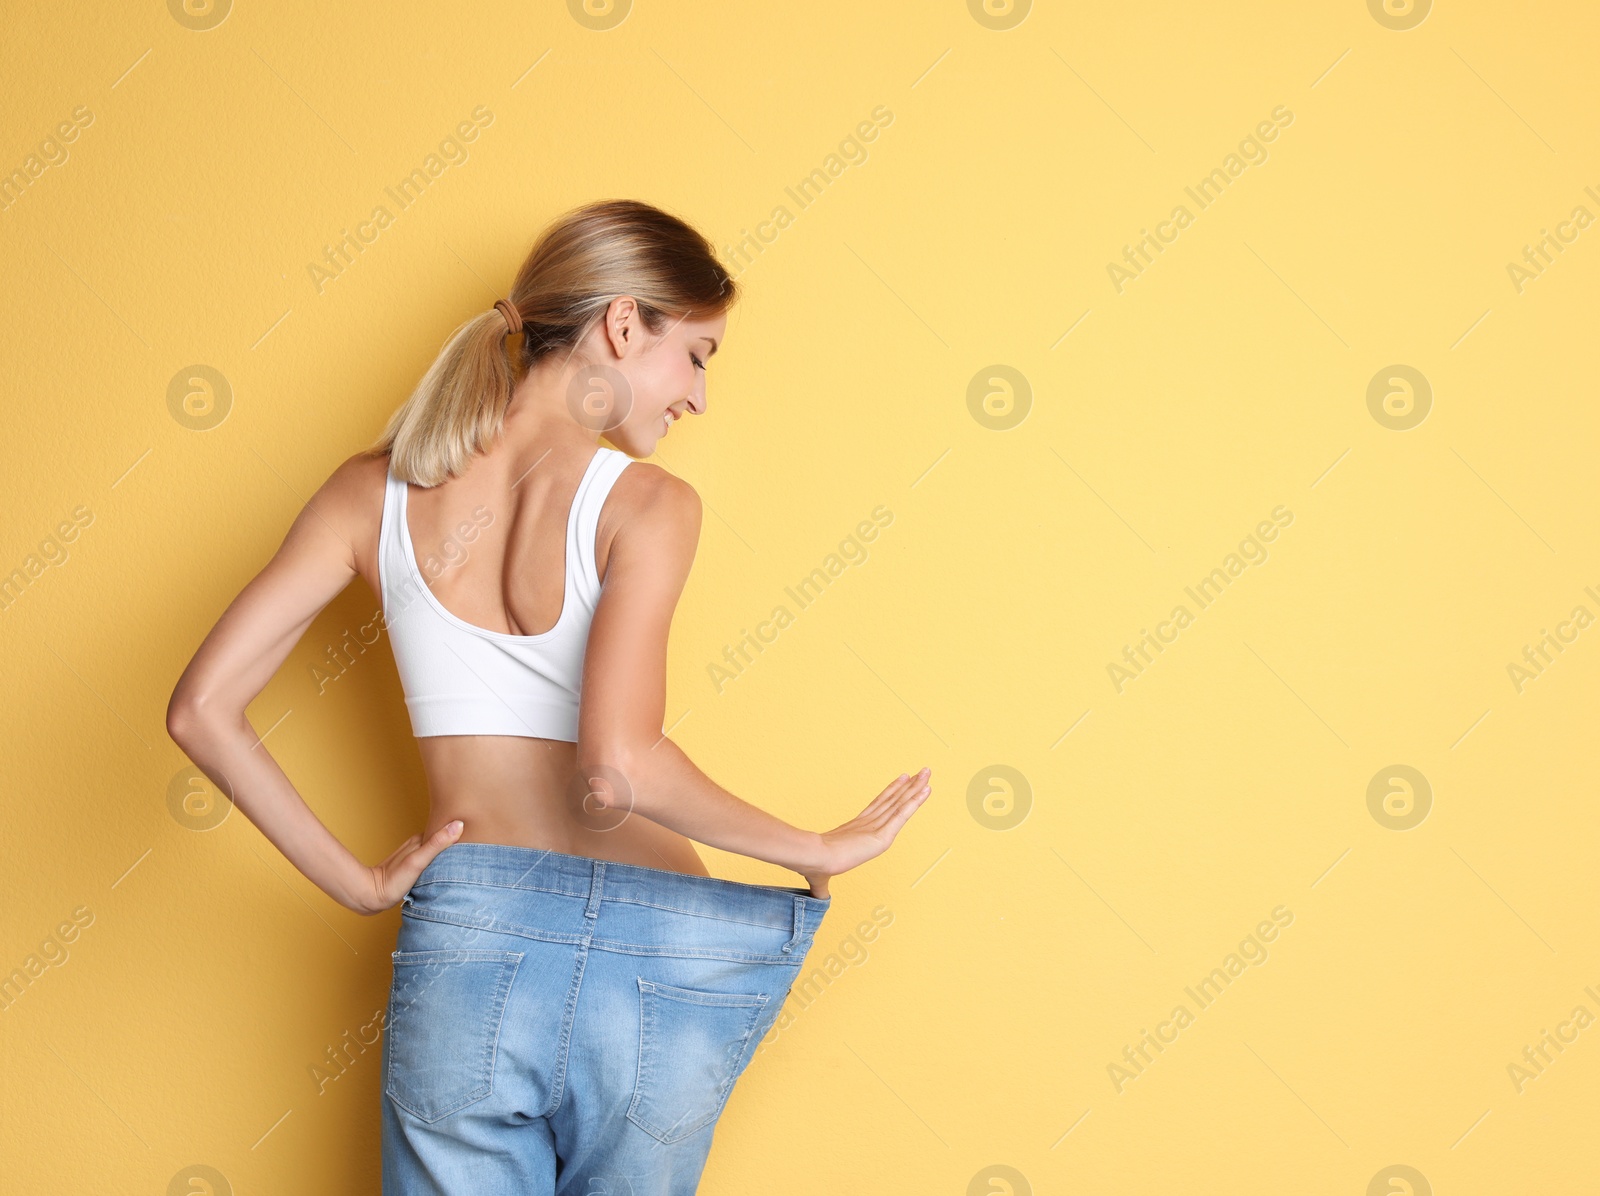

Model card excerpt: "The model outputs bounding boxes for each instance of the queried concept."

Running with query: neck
[500,356,605,455]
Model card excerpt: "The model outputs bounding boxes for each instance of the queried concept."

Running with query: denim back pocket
[626,978,770,1145]
[385,948,523,1123]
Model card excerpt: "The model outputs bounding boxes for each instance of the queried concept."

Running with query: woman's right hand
[802,768,932,899]
[354,819,466,914]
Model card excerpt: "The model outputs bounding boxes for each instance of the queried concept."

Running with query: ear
[603,295,637,357]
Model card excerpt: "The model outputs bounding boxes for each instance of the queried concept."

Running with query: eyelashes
[690,353,706,371]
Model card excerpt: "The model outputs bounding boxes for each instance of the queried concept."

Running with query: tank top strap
[377,461,404,614]
[571,447,634,599]
[378,461,426,627]
[380,461,401,545]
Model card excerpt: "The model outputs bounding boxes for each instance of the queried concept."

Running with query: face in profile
[573,302,727,457]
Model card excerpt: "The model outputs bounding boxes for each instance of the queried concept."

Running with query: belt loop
[584,861,606,920]
[781,894,805,953]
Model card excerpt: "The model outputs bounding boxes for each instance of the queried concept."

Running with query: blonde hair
[370,199,738,486]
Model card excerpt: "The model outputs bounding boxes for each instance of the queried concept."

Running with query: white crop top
[377,444,634,740]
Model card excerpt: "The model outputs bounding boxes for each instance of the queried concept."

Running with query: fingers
[376,832,425,871]
[369,823,465,912]
[421,821,464,860]
[880,782,931,838]
[847,771,930,837]
[879,771,912,798]
[410,820,464,867]
[863,767,930,817]
[860,769,931,829]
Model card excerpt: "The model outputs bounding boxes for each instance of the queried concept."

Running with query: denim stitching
[586,940,795,964]
[402,905,799,965]
[780,894,804,954]
[625,981,768,1144]
[542,912,595,1119]
[411,876,825,932]
[401,905,589,946]
[638,978,769,1008]
[474,952,521,1113]
[385,950,523,1123]
[415,853,829,900]
[627,977,656,1135]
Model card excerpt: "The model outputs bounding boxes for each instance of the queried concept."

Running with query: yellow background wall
[3,1,1597,1192]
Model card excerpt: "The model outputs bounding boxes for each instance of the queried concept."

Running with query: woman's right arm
[576,465,930,889]
[165,453,463,915]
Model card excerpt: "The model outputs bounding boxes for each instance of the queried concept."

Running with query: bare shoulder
[596,458,701,584]
[282,449,390,569]
[315,448,390,523]
[606,458,702,532]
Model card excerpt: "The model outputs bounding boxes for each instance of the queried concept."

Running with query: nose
[682,390,706,417]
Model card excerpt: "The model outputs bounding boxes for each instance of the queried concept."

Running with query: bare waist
[415,735,710,878]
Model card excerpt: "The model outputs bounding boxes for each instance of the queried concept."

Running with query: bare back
[346,438,709,877]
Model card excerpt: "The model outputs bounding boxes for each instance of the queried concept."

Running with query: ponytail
[371,308,519,487]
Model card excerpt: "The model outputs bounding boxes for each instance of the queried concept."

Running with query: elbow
[165,695,197,750]
[577,735,668,812]
[165,685,215,749]
[578,724,660,772]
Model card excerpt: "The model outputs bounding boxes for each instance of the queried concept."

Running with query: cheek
[651,356,694,398]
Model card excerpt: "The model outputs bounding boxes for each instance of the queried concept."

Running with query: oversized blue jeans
[380,842,832,1194]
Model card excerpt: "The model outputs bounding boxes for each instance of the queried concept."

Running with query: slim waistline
[411,841,831,932]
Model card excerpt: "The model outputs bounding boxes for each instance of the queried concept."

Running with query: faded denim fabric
[380,842,831,1194]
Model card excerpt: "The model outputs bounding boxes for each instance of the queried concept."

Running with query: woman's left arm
[165,453,460,915]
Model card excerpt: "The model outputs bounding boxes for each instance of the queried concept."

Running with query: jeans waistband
[411,841,831,935]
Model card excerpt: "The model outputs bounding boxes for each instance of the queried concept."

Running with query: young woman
[166,198,932,1194]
